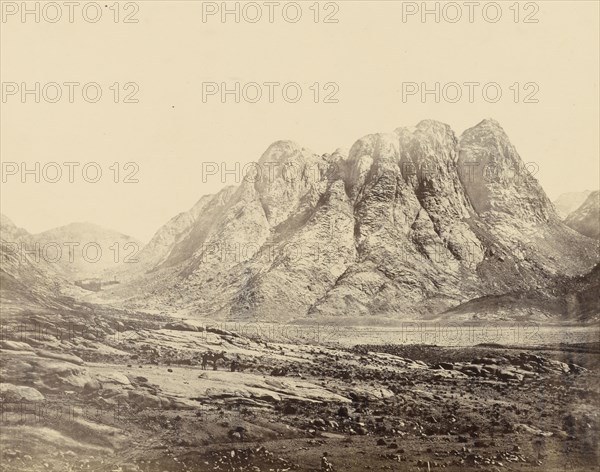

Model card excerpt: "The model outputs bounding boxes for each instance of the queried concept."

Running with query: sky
[1,1,599,242]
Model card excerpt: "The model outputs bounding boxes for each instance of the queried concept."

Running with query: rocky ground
[1,310,598,472]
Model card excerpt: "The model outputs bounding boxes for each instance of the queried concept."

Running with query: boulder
[163,321,198,332]
[0,383,45,402]
[128,390,162,409]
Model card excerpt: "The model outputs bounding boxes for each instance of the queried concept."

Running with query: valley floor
[0,310,598,472]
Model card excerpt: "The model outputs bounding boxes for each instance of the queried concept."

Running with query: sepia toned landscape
[1,1,599,471]
[2,117,599,471]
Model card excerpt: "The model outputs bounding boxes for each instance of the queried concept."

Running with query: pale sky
[1,1,599,242]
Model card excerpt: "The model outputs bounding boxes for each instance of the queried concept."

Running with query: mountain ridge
[109,119,598,321]
[2,120,596,321]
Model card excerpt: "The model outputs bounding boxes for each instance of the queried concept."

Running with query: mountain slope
[117,120,598,321]
[0,215,72,313]
[440,262,600,323]
[132,188,236,273]
[564,190,600,239]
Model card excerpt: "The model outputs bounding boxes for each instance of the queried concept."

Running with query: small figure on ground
[230,354,241,372]
[201,351,227,371]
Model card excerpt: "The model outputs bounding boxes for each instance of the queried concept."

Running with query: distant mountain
[553,191,594,219]
[0,215,70,313]
[0,214,29,241]
[114,119,598,321]
[31,222,141,281]
[564,191,600,240]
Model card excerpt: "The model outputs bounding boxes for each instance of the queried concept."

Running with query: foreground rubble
[1,311,598,471]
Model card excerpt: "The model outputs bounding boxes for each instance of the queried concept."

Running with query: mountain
[553,191,594,219]
[135,186,237,273]
[31,222,141,281]
[115,119,598,321]
[0,214,29,241]
[564,191,600,239]
[0,215,71,314]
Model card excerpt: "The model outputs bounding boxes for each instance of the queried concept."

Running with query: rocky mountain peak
[253,141,333,227]
[458,120,556,223]
[414,119,456,140]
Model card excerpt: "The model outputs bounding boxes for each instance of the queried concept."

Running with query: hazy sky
[1,1,598,242]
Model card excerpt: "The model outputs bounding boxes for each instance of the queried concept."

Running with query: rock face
[553,190,594,219]
[110,120,598,320]
[564,191,600,239]
[458,119,556,223]
[134,186,238,273]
